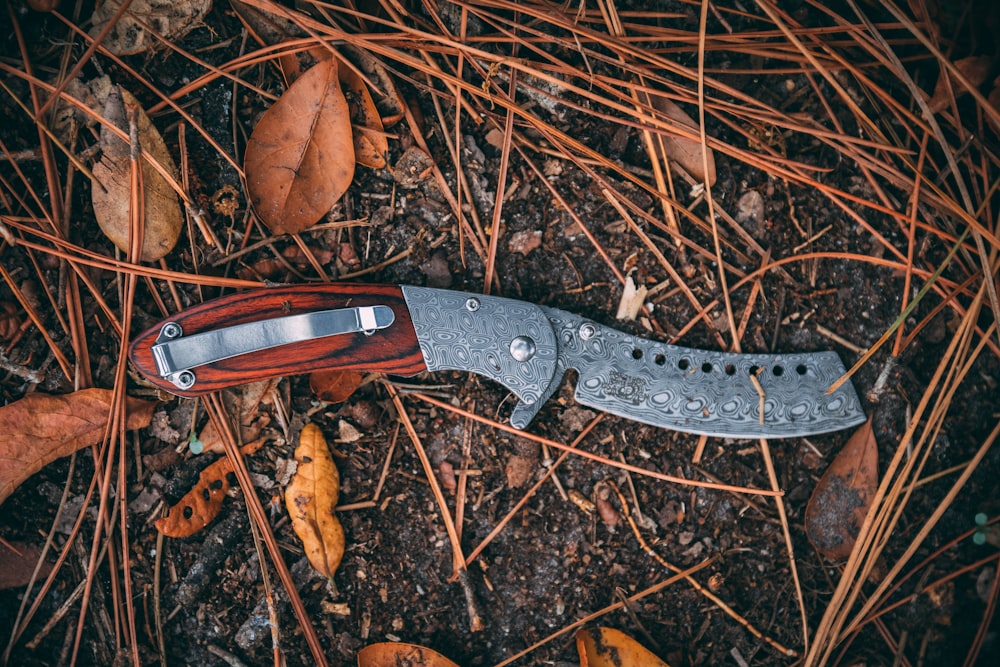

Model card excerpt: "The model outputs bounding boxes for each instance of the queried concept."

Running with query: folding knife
[129,284,865,439]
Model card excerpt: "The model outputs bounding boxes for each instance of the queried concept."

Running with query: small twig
[207,644,250,667]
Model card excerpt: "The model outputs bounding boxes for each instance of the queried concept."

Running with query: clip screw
[161,322,182,339]
[578,323,597,340]
[465,297,480,312]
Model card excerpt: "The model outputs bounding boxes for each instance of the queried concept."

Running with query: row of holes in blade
[628,347,809,377]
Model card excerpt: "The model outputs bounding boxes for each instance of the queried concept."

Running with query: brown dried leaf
[357,643,460,667]
[340,44,406,128]
[577,627,671,667]
[0,302,20,344]
[987,77,1000,136]
[278,46,331,86]
[228,0,304,46]
[0,389,155,506]
[198,379,274,455]
[244,58,355,235]
[648,93,716,185]
[805,418,878,560]
[309,370,365,404]
[90,0,212,56]
[0,542,53,590]
[155,438,265,538]
[91,86,183,262]
[339,60,389,169]
[928,55,994,113]
[285,423,345,579]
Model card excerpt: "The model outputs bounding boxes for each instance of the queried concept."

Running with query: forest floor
[1,1,999,665]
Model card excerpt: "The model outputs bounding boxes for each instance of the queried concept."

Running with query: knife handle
[129,284,427,396]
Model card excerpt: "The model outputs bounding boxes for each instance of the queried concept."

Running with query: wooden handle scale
[129,284,427,396]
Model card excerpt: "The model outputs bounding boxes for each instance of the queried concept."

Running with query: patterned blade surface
[543,307,866,439]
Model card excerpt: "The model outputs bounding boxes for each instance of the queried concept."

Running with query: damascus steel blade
[542,307,865,439]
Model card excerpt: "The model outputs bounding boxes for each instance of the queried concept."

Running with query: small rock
[735,190,765,230]
[393,147,433,189]
[505,454,534,489]
[420,251,452,288]
[507,230,542,255]
[338,420,362,443]
[559,406,597,431]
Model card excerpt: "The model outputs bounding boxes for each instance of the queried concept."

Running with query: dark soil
[1,1,999,666]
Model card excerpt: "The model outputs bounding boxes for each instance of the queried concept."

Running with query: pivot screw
[465,297,480,312]
[578,323,597,340]
[509,335,536,362]
[161,322,182,339]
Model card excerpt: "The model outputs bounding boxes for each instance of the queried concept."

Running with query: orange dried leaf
[285,423,345,579]
[244,58,356,235]
[279,46,332,86]
[648,93,716,185]
[927,55,994,113]
[91,86,183,262]
[0,389,155,506]
[356,642,460,667]
[309,370,365,404]
[155,439,265,538]
[805,418,878,560]
[577,627,671,667]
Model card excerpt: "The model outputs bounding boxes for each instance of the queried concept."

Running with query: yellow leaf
[577,627,671,667]
[356,642,460,667]
[285,423,345,579]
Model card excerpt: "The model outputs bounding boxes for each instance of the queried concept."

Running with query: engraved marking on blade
[151,305,395,390]
[600,371,649,405]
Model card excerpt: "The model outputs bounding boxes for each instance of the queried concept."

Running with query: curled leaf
[244,58,356,235]
[90,0,212,56]
[356,642,460,667]
[156,439,266,538]
[340,44,405,128]
[0,389,155,506]
[339,61,389,169]
[648,93,716,185]
[285,423,345,579]
[577,627,671,667]
[91,86,183,262]
[805,418,878,560]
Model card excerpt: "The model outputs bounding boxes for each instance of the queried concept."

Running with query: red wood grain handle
[128,284,426,396]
